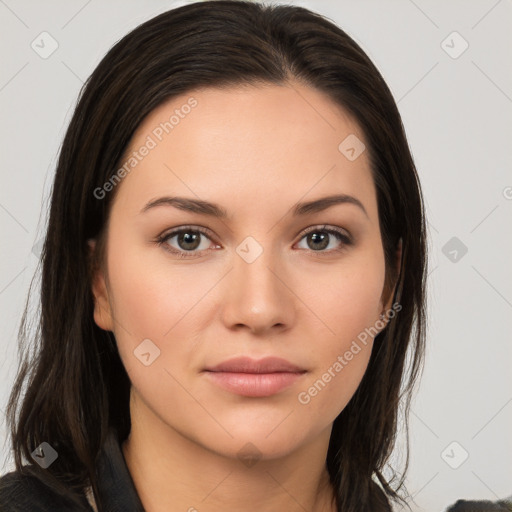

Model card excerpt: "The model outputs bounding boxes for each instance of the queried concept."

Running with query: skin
[90,81,401,512]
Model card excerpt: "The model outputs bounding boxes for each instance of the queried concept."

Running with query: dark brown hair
[4,1,428,511]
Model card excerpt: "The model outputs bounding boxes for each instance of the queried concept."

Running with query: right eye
[155,226,220,259]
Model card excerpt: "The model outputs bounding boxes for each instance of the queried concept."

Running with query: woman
[0,1,427,511]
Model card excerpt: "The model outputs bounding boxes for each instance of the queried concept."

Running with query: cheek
[105,233,210,339]
[104,236,226,393]
[103,234,187,371]
[300,250,385,343]
[294,252,385,415]
[104,243,208,414]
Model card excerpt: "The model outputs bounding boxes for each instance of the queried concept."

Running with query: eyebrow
[140,194,368,219]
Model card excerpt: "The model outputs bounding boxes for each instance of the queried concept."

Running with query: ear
[379,237,403,325]
[88,239,114,332]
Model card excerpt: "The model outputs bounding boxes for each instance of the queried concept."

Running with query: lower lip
[204,371,305,397]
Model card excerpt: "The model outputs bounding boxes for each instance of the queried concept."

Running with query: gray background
[1,1,511,510]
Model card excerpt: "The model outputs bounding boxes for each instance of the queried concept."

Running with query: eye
[295,225,352,255]
[156,226,219,259]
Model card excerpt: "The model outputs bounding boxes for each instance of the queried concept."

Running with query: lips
[203,356,307,397]
[204,356,305,374]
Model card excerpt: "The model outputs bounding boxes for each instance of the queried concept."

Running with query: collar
[91,428,145,512]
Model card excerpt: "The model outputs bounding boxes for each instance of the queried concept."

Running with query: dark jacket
[446,499,512,511]
[0,429,145,511]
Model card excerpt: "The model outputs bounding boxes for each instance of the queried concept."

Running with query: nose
[220,244,296,336]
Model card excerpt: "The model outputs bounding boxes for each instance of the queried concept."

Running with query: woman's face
[91,82,397,460]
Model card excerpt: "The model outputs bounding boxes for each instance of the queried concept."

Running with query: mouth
[202,356,307,397]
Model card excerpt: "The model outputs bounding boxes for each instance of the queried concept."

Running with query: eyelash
[155,224,353,259]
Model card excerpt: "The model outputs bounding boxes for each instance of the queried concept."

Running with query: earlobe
[88,239,114,332]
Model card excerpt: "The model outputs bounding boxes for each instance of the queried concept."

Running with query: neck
[121,391,337,512]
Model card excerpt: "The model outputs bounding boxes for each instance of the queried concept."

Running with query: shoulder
[0,469,93,511]
[446,498,512,511]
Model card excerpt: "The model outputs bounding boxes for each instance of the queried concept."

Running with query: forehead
[111,82,377,222]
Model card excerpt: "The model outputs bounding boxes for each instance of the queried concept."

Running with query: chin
[196,417,317,461]
[210,434,304,464]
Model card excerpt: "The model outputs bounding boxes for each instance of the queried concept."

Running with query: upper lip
[204,356,306,374]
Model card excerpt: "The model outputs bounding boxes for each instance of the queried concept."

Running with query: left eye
[295,226,352,253]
